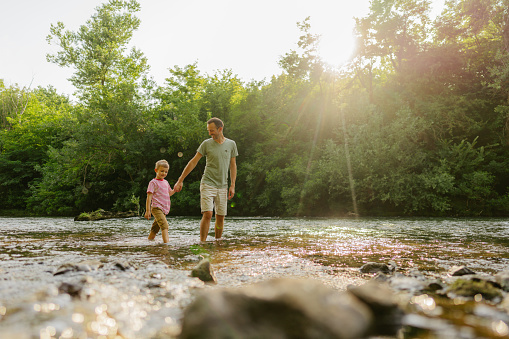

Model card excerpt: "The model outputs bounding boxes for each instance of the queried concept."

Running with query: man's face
[207,123,222,140]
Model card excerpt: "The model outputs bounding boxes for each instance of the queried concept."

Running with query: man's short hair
[207,117,224,129]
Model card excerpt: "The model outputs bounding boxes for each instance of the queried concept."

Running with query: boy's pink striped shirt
[147,178,172,214]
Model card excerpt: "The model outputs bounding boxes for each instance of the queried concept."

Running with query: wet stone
[74,209,138,221]
[54,263,90,276]
[449,265,476,276]
[113,261,135,271]
[423,279,446,293]
[146,281,166,289]
[446,278,503,301]
[390,275,428,293]
[371,272,390,283]
[402,314,458,338]
[347,281,404,336]
[190,258,217,284]
[180,277,373,339]
[495,270,509,292]
[53,260,104,276]
[58,281,84,298]
[150,272,162,279]
[360,262,392,274]
[57,276,95,300]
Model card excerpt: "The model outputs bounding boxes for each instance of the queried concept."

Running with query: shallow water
[1,216,508,338]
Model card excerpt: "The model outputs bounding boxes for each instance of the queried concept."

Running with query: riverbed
[1,216,508,338]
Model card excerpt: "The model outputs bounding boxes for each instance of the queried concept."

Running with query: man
[173,118,238,242]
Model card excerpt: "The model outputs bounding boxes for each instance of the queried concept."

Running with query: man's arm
[174,152,202,192]
[228,157,237,200]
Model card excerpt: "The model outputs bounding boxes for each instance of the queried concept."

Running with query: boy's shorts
[150,207,169,234]
[200,183,227,216]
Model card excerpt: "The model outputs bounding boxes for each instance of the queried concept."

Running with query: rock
[371,272,390,283]
[53,260,103,275]
[423,279,446,293]
[500,294,509,312]
[58,276,93,298]
[113,261,136,271]
[146,281,166,289]
[402,314,458,338]
[58,282,84,297]
[54,263,78,275]
[446,278,503,301]
[74,209,138,221]
[495,270,509,292]
[54,263,90,275]
[190,258,217,284]
[448,265,475,276]
[347,281,404,336]
[360,262,392,274]
[473,303,509,324]
[390,275,428,293]
[179,278,373,339]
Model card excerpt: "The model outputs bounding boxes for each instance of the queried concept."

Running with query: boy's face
[155,166,169,180]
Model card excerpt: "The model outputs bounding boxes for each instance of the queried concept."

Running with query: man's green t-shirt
[197,138,238,189]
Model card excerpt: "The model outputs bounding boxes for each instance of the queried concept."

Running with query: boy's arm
[169,188,176,197]
[144,193,153,219]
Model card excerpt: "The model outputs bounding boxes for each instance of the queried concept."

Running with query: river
[1,216,508,338]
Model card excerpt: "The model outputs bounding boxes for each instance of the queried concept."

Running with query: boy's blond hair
[155,160,169,169]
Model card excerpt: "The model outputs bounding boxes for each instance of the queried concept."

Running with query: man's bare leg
[162,229,169,243]
[215,215,225,239]
[200,211,213,242]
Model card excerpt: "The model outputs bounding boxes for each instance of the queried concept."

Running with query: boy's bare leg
[200,211,213,242]
[148,231,157,240]
[215,215,225,239]
[162,229,169,243]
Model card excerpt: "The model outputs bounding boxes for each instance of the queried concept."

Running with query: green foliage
[46,0,146,99]
[2,0,509,217]
[0,84,73,211]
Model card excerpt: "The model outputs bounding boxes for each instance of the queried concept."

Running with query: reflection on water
[1,216,508,338]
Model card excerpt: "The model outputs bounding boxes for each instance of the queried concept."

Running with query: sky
[1,0,446,98]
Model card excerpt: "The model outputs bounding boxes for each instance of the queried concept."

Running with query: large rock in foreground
[179,278,397,339]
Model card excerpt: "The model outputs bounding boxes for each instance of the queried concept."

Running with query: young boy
[144,160,175,243]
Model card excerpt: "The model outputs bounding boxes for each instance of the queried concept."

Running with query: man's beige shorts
[200,183,228,215]
[150,207,169,234]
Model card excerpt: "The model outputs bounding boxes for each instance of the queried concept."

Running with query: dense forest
[1,0,508,217]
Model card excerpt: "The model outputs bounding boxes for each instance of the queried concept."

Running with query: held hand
[228,186,235,200]
[174,181,183,192]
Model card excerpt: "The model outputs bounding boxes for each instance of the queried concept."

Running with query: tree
[0,85,73,211]
[278,17,325,81]
[31,0,151,214]
[46,0,148,104]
